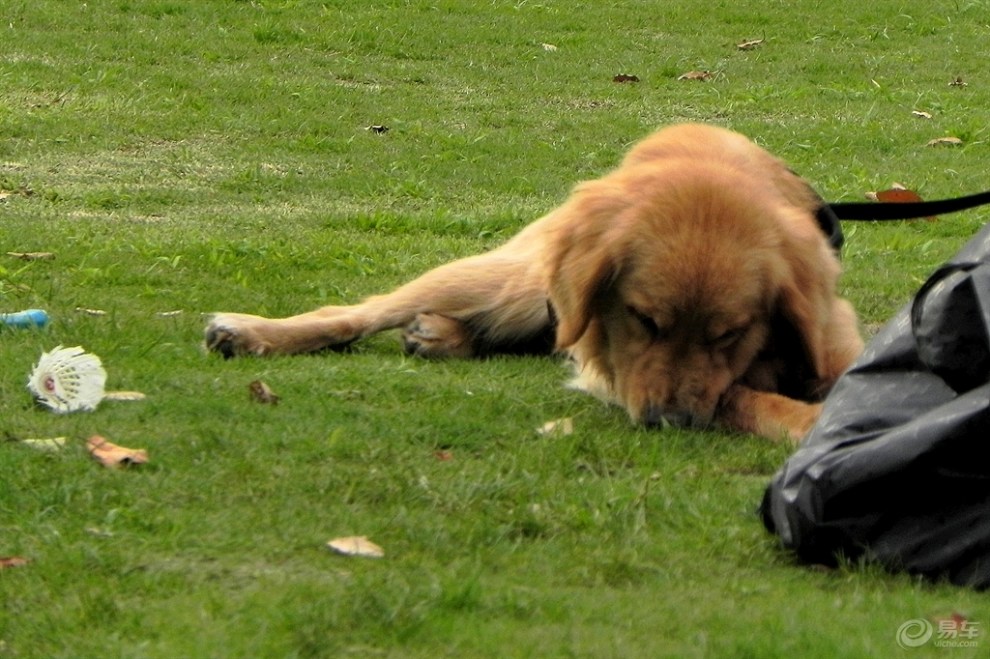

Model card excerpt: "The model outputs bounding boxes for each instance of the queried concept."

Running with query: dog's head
[546,161,839,429]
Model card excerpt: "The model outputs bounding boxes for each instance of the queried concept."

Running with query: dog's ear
[773,209,843,380]
[545,180,630,349]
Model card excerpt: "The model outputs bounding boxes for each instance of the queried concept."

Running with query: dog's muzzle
[644,405,710,430]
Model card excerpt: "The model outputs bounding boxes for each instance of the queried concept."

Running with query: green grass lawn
[2,1,989,657]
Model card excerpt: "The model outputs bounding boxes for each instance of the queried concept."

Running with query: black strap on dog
[816,190,990,253]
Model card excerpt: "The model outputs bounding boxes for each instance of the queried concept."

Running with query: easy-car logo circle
[897,619,934,649]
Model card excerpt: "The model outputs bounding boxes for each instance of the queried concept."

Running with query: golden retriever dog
[205,123,864,443]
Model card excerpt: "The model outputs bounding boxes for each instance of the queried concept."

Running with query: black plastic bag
[762,222,990,589]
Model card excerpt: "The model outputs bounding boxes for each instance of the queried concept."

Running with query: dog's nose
[644,405,694,429]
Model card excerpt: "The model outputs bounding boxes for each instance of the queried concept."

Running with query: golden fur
[206,124,863,443]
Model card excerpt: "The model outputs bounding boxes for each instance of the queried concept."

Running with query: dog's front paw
[204,313,273,358]
[718,384,821,445]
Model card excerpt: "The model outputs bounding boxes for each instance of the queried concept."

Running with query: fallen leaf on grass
[736,38,764,50]
[85,527,114,538]
[866,184,936,221]
[677,70,713,81]
[541,43,558,52]
[102,390,147,402]
[327,536,385,558]
[6,251,55,260]
[537,417,574,437]
[865,183,919,202]
[86,435,149,468]
[612,73,640,83]
[434,449,454,461]
[0,556,30,569]
[20,437,68,451]
[927,136,963,147]
[249,380,280,405]
[911,110,933,119]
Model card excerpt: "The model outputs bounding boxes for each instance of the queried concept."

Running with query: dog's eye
[711,327,746,349]
[628,306,667,339]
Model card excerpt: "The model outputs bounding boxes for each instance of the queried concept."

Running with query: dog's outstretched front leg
[205,306,368,358]
[204,249,551,358]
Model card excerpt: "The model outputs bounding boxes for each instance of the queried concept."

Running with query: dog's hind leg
[401,313,476,358]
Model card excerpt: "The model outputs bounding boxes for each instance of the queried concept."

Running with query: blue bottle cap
[0,309,49,328]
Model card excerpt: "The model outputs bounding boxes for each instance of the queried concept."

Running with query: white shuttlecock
[27,345,107,413]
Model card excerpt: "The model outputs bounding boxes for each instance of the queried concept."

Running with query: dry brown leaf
[6,251,55,260]
[865,185,937,221]
[434,450,454,461]
[865,185,922,203]
[102,390,147,402]
[911,110,933,119]
[249,380,280,405]
[612,73,640,83]
[537,417,575,437]
[87,435,149,468]
[677,70,713,81]
[0,556,30,569]
[927,136,963,147]
[327,536,385,558]
[737,38,764,50]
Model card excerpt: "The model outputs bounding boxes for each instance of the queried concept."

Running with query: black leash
[815,190,990,253]
[829,190,990,221]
